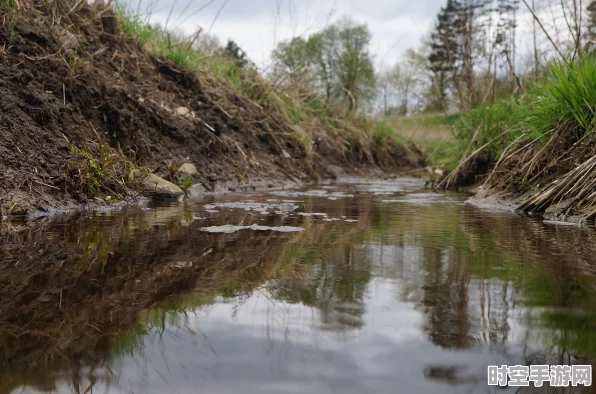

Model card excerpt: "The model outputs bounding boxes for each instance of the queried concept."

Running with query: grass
[386,113,457,168]
[114,4,154,47]
[440,53,596,189]
[386,113,455,143]
[115,4,202,69]
[523,55,596,137]
[73,145,117,197]
[0,0,21,15]
[69,134,123,198]
[0,0,22,41]
[371,120,405,147]
[67,45,91,73]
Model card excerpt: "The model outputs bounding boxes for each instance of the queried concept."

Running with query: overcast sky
[126,0,573,74]
[126,0,446,69]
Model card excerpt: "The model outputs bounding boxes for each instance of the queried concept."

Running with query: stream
[1,179,595,393]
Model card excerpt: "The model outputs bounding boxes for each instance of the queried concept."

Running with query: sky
[125,0,576,76]
[125,0,446,69]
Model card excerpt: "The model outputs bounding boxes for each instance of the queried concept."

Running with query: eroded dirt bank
[0,2,425,217]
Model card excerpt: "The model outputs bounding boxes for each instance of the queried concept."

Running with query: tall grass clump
[114,4,202,70]
[443,54,596,189]
[114,4,155,47]
[453,98,521,161]
[372,120,405,147]
[523,55,596,139]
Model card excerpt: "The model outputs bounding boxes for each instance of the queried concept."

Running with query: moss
[74,148,104,197]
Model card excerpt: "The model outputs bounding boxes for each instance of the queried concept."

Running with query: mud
[0,3,424,217]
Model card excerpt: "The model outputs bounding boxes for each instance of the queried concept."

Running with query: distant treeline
[267,0,596,116]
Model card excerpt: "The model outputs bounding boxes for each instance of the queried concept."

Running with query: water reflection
[1,179,596,393]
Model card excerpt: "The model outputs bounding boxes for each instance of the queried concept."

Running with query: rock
[177,163,197,178]
[175,106,195,118]
[129,170,184,200]
[55,28,78,51]
[327,165,344,179]
[207,173,217,183]
[282,149,291,159]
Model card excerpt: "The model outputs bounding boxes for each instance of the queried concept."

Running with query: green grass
[372,120,405,147]
[386,113,456,168]
[433,54,596,175]
[115,4,205,70]
[114,3,155,47]
[523,55,596,137]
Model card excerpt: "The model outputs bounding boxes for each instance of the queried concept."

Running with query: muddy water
[1,179,596,394]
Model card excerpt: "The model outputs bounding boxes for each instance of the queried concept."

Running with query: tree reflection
[3,188,596,392]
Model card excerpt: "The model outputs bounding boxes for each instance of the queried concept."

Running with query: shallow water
[1,179,596,394]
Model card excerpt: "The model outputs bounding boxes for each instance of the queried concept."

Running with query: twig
[33,180,60,190]
[522,0,566,60]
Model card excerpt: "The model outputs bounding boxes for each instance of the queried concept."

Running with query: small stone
[175,106,194,118]
[282,150,291,159]
[207,173,217,183]
[177,163,197,178]
[129,170,184,200]
[55,28,78,51]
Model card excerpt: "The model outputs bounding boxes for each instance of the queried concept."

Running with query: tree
[270,37,314,84]
[493,0,520,94]
[427,0,495,110]
[270,18,376,111]
[333,19,376,110]
[587,0,596,45]
[428,0,463,111]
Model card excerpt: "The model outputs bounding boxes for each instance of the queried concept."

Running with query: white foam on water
[204,201,299,213]
[200,224,305,233]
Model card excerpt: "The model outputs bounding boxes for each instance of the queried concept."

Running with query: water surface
[1,179,595,393]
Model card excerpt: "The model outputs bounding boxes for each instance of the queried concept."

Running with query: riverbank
[431,55,596,225]
[0,1,424,218]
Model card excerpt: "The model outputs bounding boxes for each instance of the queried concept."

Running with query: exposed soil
[0,2,424,217]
